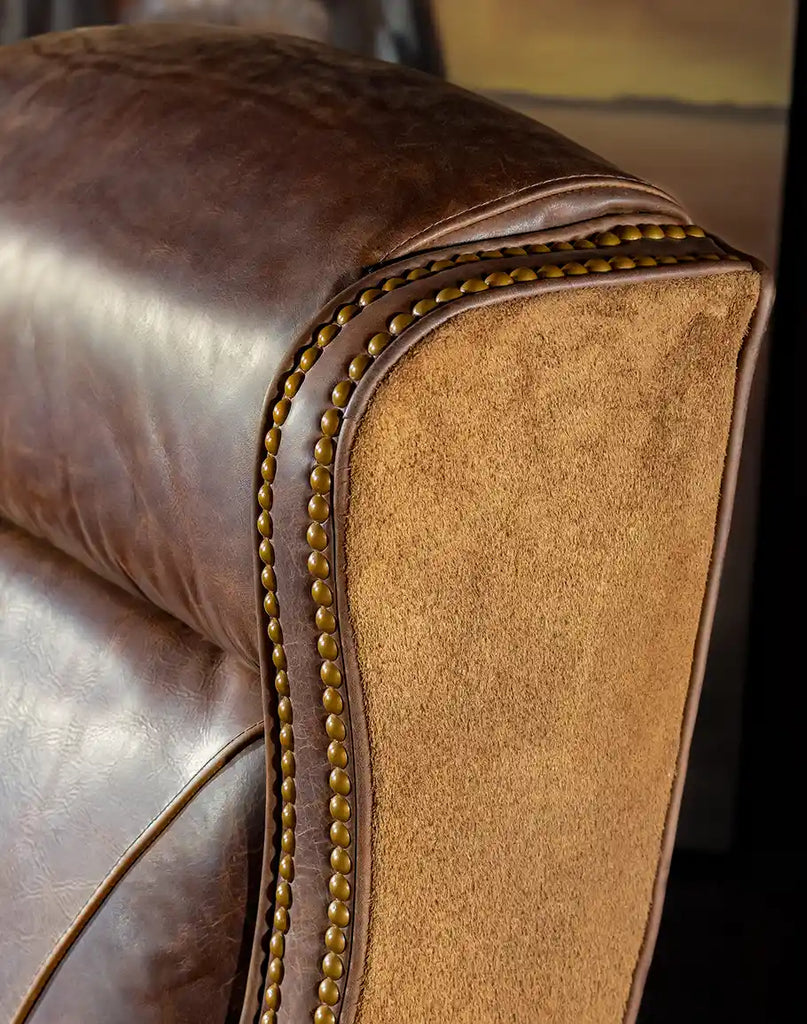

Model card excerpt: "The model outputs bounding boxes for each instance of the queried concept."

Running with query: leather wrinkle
[11,722,265,1024]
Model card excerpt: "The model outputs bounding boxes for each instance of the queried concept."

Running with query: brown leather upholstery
[0,23,771,1024]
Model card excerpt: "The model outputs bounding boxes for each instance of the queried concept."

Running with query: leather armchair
[0,24,772,1024]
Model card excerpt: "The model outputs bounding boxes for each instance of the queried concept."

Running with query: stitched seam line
[382,176,683,260]
[11,720,265,1024]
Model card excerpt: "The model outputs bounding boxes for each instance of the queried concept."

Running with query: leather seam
[11,720,265,1024]
[382,176,683,261]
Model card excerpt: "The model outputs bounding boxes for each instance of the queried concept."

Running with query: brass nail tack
[381,276,406,291]
[308,522,328,551]
[257,511,273,536]
[460,278,488,293]
[322,952,344,980]
[332,381,352,407]
[316,607,337,633]
[308,551,330,580]
[319,979,339,1006]
[511,266,538,281]
[323,688,343,714]
[331,847,351,874]
[299,346,320,371]
[389,313,415,335]
[367,332,391,356]
[328,741,348,768]
[320,660,342,686]
[485,272,514,287]
[329,768,350,795]
[336,304,360,325]
[584,258,612,273]
[310,466,332,493]
[273,399,291,424]
[258,483,272,510]
[285,371,305,397]
[308,495,330,523]
[325,926,346,953]
[330,820,350,847]
[329,794,351,820]
[329,873,350,901]
[349,354,372,380]
[265,427,280,454]
[328,900,350,927]
[318,633,339,660]
[325,714,346,741]
[412,297,438,316]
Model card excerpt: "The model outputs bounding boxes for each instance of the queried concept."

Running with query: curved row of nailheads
[256,223,725,1024]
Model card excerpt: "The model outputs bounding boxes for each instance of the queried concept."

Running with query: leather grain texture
[0,519,264,1023]
[0,23,685,664]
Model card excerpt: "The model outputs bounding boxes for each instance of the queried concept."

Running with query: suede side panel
[345,273,759,1023]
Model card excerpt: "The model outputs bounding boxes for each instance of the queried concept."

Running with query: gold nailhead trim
[325,925,346,953]
[359,287,383,305]
[330,821,350,847]
[308,495,330,523]
[584,258,612,273]
[412,297,438,316]
[328,900,350,927]
[331,847,351,873]
[299,346,320,371]
[319,979,340,1005]
[326,715,346,741]
[336,304,360,325]
[511,266,538,282]
[328,741,348,768]
[381,276,406,291]
[389,312,415,334]
[257,223,722,1020]
[322,952,344,980]
[367,332,391,356]
[485,272,515,287]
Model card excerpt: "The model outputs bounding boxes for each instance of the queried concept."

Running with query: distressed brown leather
[0,23,683,665]
[0,519,265,1023]
[0,22,771,1024]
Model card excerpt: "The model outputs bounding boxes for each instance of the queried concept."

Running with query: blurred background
[1,2,799,1021]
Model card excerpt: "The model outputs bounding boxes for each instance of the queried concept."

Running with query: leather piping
[383,176,685,260]
[11,721,266,1024]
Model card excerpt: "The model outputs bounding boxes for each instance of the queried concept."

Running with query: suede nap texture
[345,272,759,1024]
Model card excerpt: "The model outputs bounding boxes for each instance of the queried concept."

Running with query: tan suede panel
[345,272,759,1024]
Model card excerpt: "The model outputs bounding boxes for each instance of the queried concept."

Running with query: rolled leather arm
[0,24,772,1024]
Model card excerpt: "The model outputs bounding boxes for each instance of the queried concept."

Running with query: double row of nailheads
[257,223,730,1024]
